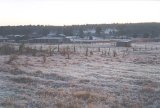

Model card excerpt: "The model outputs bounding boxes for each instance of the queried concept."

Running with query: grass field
[0,42,160,108]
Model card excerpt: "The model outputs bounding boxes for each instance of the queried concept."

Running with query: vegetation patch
[10,76,35,84]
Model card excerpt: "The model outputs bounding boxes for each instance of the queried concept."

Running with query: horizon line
[0,22,160,27]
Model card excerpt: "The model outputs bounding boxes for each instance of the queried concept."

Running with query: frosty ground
[0,42,160,108]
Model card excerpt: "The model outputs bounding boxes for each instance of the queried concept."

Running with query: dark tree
[96,26,102,37]
[79,28,84,38]
[89,36,93,40]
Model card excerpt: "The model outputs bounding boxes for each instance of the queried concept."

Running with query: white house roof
[58,34,66,37]
[117,39,132,42]
[47,32,56,36]
[65,36,78,39]
[104,28,118,34]
[83,29,96,34]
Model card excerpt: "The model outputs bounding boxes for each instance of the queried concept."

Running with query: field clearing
[0,42,160,108]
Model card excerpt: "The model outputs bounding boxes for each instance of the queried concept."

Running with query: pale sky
[0,0,160,26]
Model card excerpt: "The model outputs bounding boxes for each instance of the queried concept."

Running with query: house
[65,36,78,42]
[116,40,132,47]
[29,36,70,43]
[6,35,26,42]
[152,38,160,42]
[47,31,57,37]
[29,37,63,43]
[28,33,72,44]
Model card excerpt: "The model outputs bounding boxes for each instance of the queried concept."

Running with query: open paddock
[0,42,160,108]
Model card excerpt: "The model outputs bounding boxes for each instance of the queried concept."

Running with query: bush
[113,50,117,57]
[11,76,35,84]
[0,44,15,55]
[19,43,25,54]
[6,54,18,64]
[42,55,47,63]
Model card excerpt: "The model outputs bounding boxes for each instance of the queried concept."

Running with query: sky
[0,0,160,26]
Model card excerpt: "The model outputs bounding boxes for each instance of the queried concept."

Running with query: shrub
[32,47,37,56]
[48,46,52,56]
[66,46,71,59]
[108,48,110,56]
[11,76,35,84]
[73,46,76,52]
[98,47,100,52]
[19,43,25,54]
[85,47,89,56]
[57,44,60,52]
[42,54,47,63]
[113,50,117,57]
[60,48,66,56]
[0,44,15,55]
[90,51,93,55]
[6,54,18,64]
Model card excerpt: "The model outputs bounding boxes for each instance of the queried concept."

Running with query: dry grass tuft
[73,91,105,102]
[141,84,156,93]
[35,88,108,108]
[0,97,16,107]
[36,88,57,98]
[10,76,35,84]
[0,97,26,108]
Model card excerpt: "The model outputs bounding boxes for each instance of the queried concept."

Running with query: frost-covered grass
[0,42,160,108]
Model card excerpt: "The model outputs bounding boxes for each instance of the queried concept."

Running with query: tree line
[0,23,160,38]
